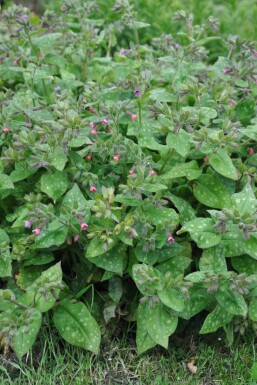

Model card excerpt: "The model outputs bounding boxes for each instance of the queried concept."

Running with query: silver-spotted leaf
[53,298,101,354]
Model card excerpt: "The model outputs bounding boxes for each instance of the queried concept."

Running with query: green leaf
[244,237,257,260]
[32,33,62,50]
[135,243,158,265]
[109,276,122,304]
[231,183,257,215]
[231,255,257,274]
[161,161,202,181]
[158,288,185,312]
[140,206,179,227]
[165,192,196,224]
[193,174,232,209]
[199,248,227,273]
[215,291,247,316]
[23,263,62,312]
[49,146,68,171]
[156,256,191,278]
[40,171,68,202]
[133,264,163,296]
[62,183,91,209]
[249,298,257,322]
[178,287,210,320]
[53,298,101,354]
[149,89,176,103]
[0,174,14,198]
[141,183,168,193]
[219,231,246,257]
[85,237,118,259]
[251,362,257,381]
[236,99,255,125]
[185,271,206,283]
[34,219,68,249]
[0,229,11,277]
[114,194,143,206]
[136,303,157,354]
[200,305,233,334]
[87,243,125,274]
[178,218,221,248]
[166,130,191,157]
[208,150,238,180]
[144,302,178,348]
[12,308,42,360]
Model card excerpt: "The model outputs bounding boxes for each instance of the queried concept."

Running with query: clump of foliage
[0,0,257,359]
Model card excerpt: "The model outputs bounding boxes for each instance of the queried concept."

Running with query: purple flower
[101,118,108,125]
[24,220,32,229]
[174,43,180,50]
[120,48,127,56]
[243,88,249,94]
[134,89,141,98]
[54,86,61,92]
[253,50,257,57]
[222,69,228,75]
[167,235,175,244]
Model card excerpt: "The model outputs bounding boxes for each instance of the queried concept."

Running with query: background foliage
[0,0,257,360]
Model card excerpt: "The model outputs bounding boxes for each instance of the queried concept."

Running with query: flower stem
[159,149,174,174]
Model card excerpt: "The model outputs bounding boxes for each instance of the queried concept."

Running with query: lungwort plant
[0,0,257,359]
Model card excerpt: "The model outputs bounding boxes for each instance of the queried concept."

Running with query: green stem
[137,98,142,131]
[159,149,174,174]
[134,28,140,60]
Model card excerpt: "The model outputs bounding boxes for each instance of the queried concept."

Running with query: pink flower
[167,235,175,244]
[32,228,41,236]
[101,119,108,125]
[253,51,257,57]
[89,50,94,56]
[89,106,94,112]
[129,169,135,175]
[113,155,120,163]
[80,223,88,231]
[25,122,31,128]
[204,156,209,162]
[24,220,32,229]
[83,98,87,103]
[243,88,249,94]
[13,60,18,65]
[131,114,137,121]
[74,235,80,242]
[2,127,9,133]
[222,69,228,75]
[86,155,92,161]
[148,170,157,176]
[91,129,98,135]
[90,186,97,193]
[90,122,95,129]
[54,86,61,92]
[247,147,254,155]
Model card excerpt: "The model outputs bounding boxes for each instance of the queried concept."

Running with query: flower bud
[32,228,41,236]
[80,223,88,231]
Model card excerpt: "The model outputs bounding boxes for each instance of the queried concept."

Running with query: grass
[0,321,257,385]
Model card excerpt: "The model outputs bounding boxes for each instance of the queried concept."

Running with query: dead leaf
[187,357,197,374]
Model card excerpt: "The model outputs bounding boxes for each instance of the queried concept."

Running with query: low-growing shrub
[0,0,257,359]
